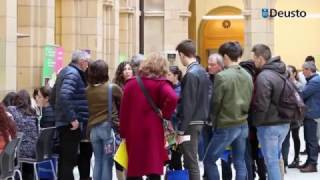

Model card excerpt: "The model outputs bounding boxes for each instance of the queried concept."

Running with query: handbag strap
[136,76,162,117]
[108,83,113,122]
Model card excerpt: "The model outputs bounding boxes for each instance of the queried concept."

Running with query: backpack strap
[108,83,113,122]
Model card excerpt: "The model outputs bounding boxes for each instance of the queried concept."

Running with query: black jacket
[50,63,89,127]
[177,62,211,132]
[40,105,55,128]
[252,56,291,126]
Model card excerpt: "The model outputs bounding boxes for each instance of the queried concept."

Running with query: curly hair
[114,61,132,87]
[0,103,17,144]
[138,52,169,78]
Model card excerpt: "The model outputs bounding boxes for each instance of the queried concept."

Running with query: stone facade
[0,0,17,98]
[0,0,192,98]
[6,0,318,99]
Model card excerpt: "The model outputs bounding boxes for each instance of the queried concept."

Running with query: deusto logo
[262,8,307,18]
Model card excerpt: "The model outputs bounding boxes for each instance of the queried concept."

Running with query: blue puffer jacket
[302,74,320,119]
[50,63,89,127]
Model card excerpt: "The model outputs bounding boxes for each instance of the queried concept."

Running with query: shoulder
[7,106,18,114]
[310,75,320,84]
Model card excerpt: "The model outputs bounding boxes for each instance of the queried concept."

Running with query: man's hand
[70,119,79,130]
[176,134,191,144]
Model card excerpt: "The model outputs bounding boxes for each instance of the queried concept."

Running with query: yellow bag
[114,140,128,169]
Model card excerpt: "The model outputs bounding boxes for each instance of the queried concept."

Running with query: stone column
[100,0,119,77]
[164,0,190,67]
[164,0,190,50]
[0,0,17,98]
[243,0,276,60]
[17,0,55,91]
[119,0,139,61]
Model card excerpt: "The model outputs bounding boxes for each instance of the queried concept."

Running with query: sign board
[42,45,64,87]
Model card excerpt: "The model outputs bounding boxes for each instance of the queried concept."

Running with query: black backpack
[270,71,306,123]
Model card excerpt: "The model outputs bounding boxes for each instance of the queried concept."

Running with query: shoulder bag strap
[135,76,162,117]
[108,83,113,122]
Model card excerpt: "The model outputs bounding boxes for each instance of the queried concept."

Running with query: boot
[288,158,300,168]
[116,170,126,180]
[298,162,308,169]
[300,164,318,173]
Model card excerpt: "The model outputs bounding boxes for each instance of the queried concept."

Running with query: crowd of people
[1,40,320,180]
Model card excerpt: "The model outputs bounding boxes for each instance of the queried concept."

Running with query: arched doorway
[198,6,244,67]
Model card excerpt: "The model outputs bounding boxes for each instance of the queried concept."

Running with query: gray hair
[303,62,317,73]
[208,53,224,68]
[131,54,145,74]
[71,50,90,63]
[131,54,145,66]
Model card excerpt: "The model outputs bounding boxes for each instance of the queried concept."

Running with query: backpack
[270,71,306,123]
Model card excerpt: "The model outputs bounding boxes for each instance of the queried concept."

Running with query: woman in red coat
[120,52,178,180]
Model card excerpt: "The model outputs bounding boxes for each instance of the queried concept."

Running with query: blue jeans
[204,124,248,180]
[304,118,319,165]
[257,124,289,180]
[90,121,115,180]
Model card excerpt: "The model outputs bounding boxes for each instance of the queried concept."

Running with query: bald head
[208,53,224,75]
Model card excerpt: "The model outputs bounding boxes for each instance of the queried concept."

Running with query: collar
[186,61,198,72]
[306,73,318,82]
[226,64,241,69]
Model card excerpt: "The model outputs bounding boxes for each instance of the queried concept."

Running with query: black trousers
[57,126,81,180]
[77,141,93,179]
[127,174,160,180]
[169,146,183,170]
[282,127,300,165]
[221,158,232,180]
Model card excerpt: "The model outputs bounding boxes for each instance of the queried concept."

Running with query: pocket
[103,136,115,155]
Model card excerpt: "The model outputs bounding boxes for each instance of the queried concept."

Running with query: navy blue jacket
[302,74,320,119]
[50,63,89,127]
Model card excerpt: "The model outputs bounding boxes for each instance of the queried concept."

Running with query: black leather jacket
[177,62,212,133]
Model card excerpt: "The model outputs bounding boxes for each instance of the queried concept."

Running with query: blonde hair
[138,52,169,78]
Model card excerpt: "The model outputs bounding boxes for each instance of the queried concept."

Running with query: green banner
[42,45,57,86]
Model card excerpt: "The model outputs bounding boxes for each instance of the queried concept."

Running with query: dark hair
[196,56,201,64]
[33,88,39,99]
[0,103,17,144]
[169,66,183,82]
[2,92,17,107]
[305,56,315,62]
[287,65,298,81]
[13,90,35,116]
[114,61,132,87]
[39,86,51,98]
[251,44,272,61]
[218,41,243,62]
[176,40,196,58]
[87,59,109,85]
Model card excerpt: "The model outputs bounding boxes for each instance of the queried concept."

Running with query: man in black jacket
[176,40,211,180]
[252,44,290,180]
[50,50,90,180]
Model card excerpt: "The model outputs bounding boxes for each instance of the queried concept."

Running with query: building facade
[1,0,320,98]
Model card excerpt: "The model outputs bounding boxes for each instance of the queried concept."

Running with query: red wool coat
[119,76,178,177]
